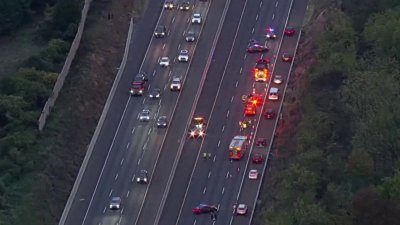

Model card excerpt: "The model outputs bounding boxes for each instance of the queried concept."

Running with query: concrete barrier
[38,0,93,131]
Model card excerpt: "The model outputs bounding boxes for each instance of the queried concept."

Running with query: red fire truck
[229,135,249,159]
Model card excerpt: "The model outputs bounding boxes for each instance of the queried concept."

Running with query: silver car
[139,109,151,122]
[273,75,283,84]
[109,197,121,210]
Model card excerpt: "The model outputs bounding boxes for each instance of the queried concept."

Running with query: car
[268,87,279,100]
[189,116,206,138]
[248,169,259,180]
[265,27,277,39]
[164,1,174,9]
[264,108,276,119]
[244,104,256,116]
[192,204,218,214]
[178,49,189,62]
[139,109,151,122]
[178,1,190,10]
[136,170,148,184]
[255,138,267,147]
[170,76,181,91]
[130,72,148,96]
[236,204,247,215]
[157,116,168,128]
[246,43,269,53]
[191,13,202,24]
[282,53,293,62]
[154,25,167,38]
[149,88,161,99]
[185,31,196,42]
[109,197,121,210]
[273,75,283,84]
[252,154,263,164]
[159,57,170,67]
[284,26,296,36]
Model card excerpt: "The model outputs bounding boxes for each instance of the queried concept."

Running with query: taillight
[229,151,233,156]
[237,152,241,158]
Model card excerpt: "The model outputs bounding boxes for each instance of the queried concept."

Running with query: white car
[248,169,259,180]
[191,13,202,24]
[159,57,170,67]
[268,87,279,100]
[236,204,247,215]
[170,76,181,91]
[139,109,151,122]
[109,197,121,210]
[178,49,189,62]
[273,75,283,84]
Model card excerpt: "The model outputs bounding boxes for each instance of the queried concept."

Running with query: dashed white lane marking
[235,81,239,87]
[119,216,122,223]
[138,158,141,165]
[222,187,225,195]
[120,158,124,165]
[163,44,166,49]
[203,187,206,194]
[255,14,258,21]
[148,128,152,135]
[143,143,147,150]
[103,207,106,213]
[261,53,264,58]
[226,110,230,118]
[126,191,130,198]
[252,27,255,34]
[132,127,135,134]
[115,173,118,181]
[159,99,162,106]
[260,1,262,7]
[153,69,156,76]
[226,171,229,179]
[272,14,275,20]
[109,189,113,197]
[148,84,151,90]
[208,171,211,178]
[239,67,243,74]
[178,44,181,50]
[231,96,234,102]
[275,1,278,7]
[126,143,130,149]
[244,54,247,59]
[120,208,124,215]
[131,174,135,182]
[142,98,146,104]
[193,220,197,225]
[218,140,221,147]
[213,155,216,162]
[168,70,172,77]
[222,126,225,132]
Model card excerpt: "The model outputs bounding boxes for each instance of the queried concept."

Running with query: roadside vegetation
[258,0,400,224]
[0,0,81,224]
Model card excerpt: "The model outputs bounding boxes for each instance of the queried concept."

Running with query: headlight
[161,32,165,35]
[130,90,134,94]
[144,178,147,182]
[139,90,143,93]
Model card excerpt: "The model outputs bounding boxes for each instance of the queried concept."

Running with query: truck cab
[130,73,148,96]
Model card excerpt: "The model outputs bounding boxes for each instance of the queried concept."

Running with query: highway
[60,0,222,225]
[153,0,309,225]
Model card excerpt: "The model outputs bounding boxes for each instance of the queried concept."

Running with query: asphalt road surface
[60,0,225,225]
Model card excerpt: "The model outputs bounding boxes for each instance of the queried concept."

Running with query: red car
[255,138,267,147]
[284,27,295,36]
[192,204,218,214]
[246,43,269,53]
[244,104,256,116]
[264,108,276,119]
[281,53,293,62]
[252,154,263,164]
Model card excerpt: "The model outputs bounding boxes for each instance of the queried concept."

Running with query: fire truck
[254,59,269,82]
[189,116,206,138]
[130,73,148,96]
[229,136,249,159]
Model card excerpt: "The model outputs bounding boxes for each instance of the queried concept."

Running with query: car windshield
[257,63,266,69]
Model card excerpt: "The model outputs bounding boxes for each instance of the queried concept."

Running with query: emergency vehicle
[189,117,206,138]
[229,136,249,159]
[254,59,269,82]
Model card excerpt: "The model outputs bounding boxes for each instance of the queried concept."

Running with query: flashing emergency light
[199,131,204,136]
[190,131,195,136]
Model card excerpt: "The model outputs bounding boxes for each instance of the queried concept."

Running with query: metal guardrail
[38,0,93,131]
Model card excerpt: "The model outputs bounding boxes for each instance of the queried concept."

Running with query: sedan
[264,108,276,119]
[192,204,218,214]
[185,31,196,42]
[139,109,150,122]
[273,75,283,84]
[149,88,161,99]
[157,116,168,128]
[281,53,293,62]
[248,169,259,180]
[284,26,296,36]
[252,154,263,164]
[255,138,267,147]
[179,1,190,10]
[159,57,170,67]
[109,197,121,210]
[236,204,248,215]
[246,43,269,53]
[164,1,174,9]
[178,49,189,62]
[136,170,148,184]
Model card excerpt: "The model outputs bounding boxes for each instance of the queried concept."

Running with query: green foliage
[0,0,30,34]
[379,170,400,200]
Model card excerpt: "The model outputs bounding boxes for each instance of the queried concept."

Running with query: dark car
[264,108,276,119]
[281,53,293,62]
[157,116,168,128]
[284,27,296,36]
[252,154,263,164]
[179,1,190,10]
[265,27,277,39]
[154,25,167,38]
[164,1,174,9]
[149,88,161,99]
[255,138,267,147]
[185,31,196,42]
[246,43,269,53]
[255,58,269,70]
[136,170,148,184]
[192,204,218,214]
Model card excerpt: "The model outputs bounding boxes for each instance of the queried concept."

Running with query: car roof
[142,109,150,112]
[172,77,180,81]
[180,49,188,53]
[158,116,167,119]
[238,204,246,208]
[111,197,121,201]
[250,169,258,172]
[193,13,201,16]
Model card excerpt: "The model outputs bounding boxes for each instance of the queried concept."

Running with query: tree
[0,0,30,34]
[379,170,400,200]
